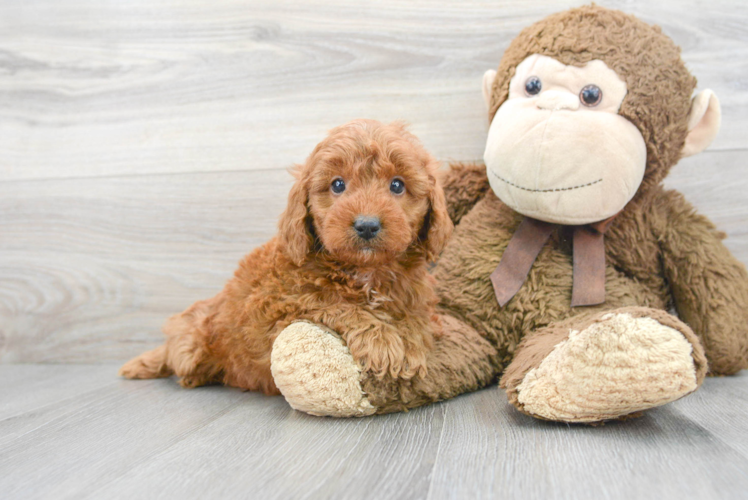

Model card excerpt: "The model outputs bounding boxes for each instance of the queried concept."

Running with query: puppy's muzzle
[353,216,381,241]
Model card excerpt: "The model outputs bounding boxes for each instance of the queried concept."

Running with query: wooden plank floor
[0,365,747,500]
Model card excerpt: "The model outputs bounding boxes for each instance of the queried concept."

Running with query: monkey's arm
[439,162,490,225]
[656,189,748,375]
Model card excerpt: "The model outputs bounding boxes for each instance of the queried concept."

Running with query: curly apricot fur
[119,120,453,391]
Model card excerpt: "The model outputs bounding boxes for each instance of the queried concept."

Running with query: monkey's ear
[682,89,721,158]
[482,69,497,109]
[278,169,313,266]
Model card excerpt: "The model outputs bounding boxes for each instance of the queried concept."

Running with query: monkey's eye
[524,76,542,96]
[580,84,603,107]
[390,178,405,195]
[331,177,346,194]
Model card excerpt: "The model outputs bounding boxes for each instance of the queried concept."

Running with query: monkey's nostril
[353,216,381,241]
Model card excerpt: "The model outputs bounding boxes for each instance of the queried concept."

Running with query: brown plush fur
[352,6,748,420]
[119,119,454,393]
[441,161,492,226]
[439,5,748,378]
[438,7,748,398]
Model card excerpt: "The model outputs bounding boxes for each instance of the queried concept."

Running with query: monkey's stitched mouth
[489,169,602,193]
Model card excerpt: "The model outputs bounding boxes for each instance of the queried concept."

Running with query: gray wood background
[1,1,748,499]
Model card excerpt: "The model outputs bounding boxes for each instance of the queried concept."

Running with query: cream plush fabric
[515,312,699,423]
[484,55,647,225]
[271,321,376,417]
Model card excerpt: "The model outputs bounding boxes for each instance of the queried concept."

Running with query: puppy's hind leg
[162,297,223,388]
[119,344,173,379]
[120,296,222,388]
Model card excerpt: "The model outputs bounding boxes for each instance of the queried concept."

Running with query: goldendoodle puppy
[119,119,453,394]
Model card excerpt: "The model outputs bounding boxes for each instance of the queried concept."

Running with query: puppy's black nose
[353,216,381,241]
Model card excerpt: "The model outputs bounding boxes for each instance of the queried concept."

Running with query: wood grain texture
[0,168,292,363]
[427,382,748,500]
[0,374,244,498]
[673,372,748,460]
[0,364,746,500]
[0,364,116,421]
[98,392,444,500]
[0,0,747,182]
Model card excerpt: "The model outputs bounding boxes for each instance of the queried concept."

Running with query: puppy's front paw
[348,331,427,380]
[402,342,428,379]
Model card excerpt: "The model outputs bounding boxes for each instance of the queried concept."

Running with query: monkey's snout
[536,90,580,111]
[353,216,381,241]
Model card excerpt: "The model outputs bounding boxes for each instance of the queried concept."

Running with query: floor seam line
[425,404,448,500]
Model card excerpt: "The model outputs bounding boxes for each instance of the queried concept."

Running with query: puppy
[119,119,453,394]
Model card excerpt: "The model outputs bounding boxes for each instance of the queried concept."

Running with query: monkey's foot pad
[514,312,700,423]
[271,321,376,417]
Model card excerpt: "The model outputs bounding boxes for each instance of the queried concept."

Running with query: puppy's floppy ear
[278,166,313,266]
[419,161,453,262]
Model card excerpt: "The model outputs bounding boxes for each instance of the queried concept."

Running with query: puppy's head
[278,120,452,267]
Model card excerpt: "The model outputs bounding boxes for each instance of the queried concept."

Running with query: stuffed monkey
[270,5,748,423]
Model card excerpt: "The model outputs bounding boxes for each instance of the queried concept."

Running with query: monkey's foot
[271,321,377,417]
[501,307,708,423]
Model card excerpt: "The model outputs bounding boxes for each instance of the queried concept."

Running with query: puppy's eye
[331,178,346,194]
[390,178,405,195]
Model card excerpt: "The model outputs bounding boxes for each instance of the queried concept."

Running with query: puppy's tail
[119,344,173,379]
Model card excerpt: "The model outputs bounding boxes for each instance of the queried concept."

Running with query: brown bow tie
[490,216,615,308]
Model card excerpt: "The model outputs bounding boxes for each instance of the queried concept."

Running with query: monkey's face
[484,55,647,225]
